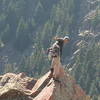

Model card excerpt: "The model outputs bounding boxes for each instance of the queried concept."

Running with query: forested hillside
[0,0,78,75]
[0,0,100,100]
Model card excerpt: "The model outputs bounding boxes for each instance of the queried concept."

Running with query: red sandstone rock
[0,58,91,100]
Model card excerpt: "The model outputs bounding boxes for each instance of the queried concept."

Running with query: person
[53,36,70,57]
[47,36,70,60]
[47,36,70,82]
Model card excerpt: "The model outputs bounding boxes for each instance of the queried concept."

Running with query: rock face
[0,53,91,100]
[0,61,91,100]
[0,72,37,100]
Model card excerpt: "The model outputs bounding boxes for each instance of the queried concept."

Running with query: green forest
[0,0,100,99]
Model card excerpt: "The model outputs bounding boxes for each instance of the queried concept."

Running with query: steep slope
[65,1,100,99]
[68,3,100,99]
[70,31,100,100]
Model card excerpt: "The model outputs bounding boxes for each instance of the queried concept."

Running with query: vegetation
[0,0,77,75]
[72,33,100,99]
[0,0,99,99]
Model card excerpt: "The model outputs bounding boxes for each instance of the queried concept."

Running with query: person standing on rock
[47,35,70,82]
[47,35,70,60]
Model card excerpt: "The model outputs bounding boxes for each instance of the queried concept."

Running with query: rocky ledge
[0,68,91,100]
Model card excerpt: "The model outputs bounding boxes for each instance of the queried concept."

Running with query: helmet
[63,36,70,40]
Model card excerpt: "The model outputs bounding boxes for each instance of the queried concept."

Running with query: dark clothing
[47,38,64,60]
[56,38,64,56]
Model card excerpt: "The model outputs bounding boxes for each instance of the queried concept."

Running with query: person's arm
[47,47,52,54]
